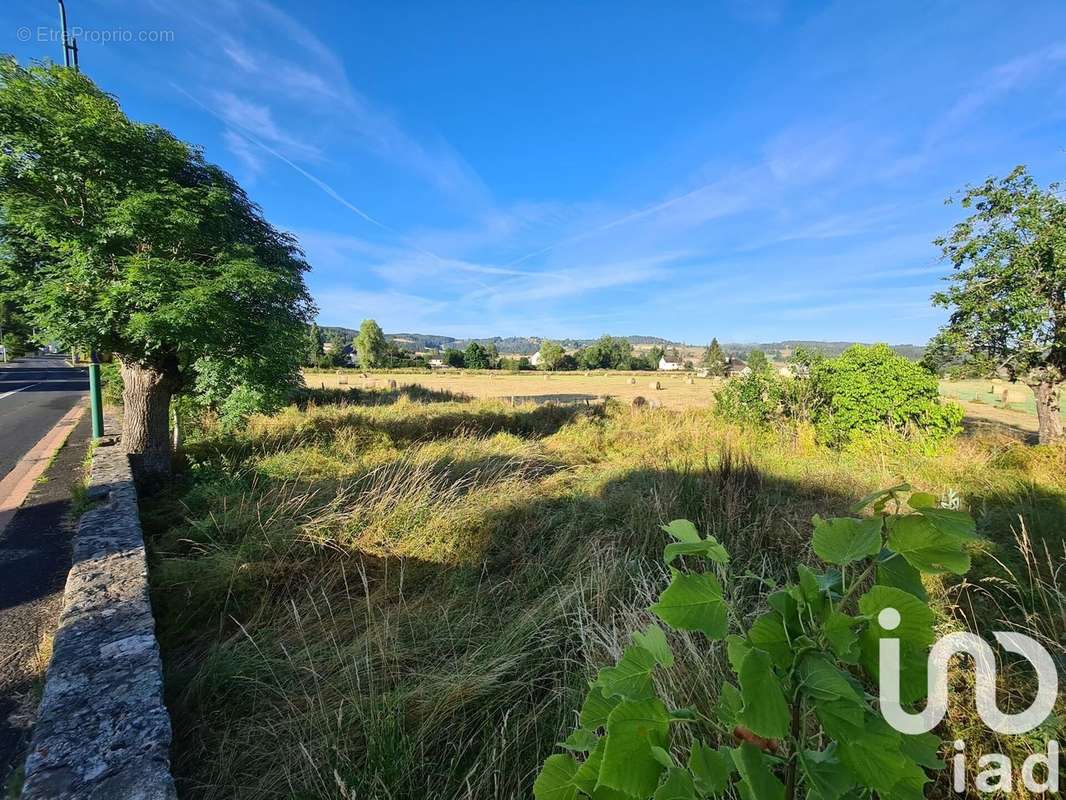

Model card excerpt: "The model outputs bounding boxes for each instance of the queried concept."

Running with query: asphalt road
[0,356,88,480]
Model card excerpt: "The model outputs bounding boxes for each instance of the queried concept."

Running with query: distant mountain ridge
[320,327,925,359]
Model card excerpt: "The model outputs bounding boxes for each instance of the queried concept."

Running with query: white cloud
[926,41,1066,146]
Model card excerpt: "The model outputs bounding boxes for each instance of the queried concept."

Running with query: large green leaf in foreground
[649,572,728,638]
[812,516,883,565]
[599,698,670,798]
[533,753,580,800]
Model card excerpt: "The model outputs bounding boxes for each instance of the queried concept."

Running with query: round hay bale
[649,398,662,409]
[649,380,661,390]
[628,377,637,385]
[685,377,694,385]
[631,395,647,408]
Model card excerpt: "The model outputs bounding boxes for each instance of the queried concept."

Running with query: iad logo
[877,607,1060,793]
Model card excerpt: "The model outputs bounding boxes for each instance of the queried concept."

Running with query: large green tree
[702,338,726,376]
[0,61,313,478]
[578,335,633,370]
[932,166,1066,443]
[537,340,565,370]
[306,322,324,366]
[355,318,387,369]
[463,341,490,369]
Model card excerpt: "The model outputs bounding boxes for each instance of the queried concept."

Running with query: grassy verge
[143,391,1065,799]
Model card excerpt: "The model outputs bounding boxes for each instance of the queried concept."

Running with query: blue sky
[3,1,1065,344]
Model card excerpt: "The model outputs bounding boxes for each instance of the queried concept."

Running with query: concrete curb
[20,422,176,799]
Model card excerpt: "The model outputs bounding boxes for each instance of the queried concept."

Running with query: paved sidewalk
[0,412,91,788]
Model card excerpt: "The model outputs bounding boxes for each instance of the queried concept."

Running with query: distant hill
[721,340,926,361]
[319,327,924,359]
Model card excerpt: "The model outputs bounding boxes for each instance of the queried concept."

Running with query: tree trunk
[119,360,176,482]
[1031,380,1064,444]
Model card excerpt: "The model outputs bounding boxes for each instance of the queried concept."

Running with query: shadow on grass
[291,384,471,408]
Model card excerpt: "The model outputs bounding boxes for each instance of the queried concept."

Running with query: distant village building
[658,356,683,371]
[529,351,543,367]
[428,358,445,368]
[725,357,749,377]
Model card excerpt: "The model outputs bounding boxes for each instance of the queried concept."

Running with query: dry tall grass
[142,391,1065,799]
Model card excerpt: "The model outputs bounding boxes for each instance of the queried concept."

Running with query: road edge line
[0,400,88,538]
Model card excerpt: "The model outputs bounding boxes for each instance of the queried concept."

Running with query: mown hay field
[144,389,1065,800]
[304,368,722,409]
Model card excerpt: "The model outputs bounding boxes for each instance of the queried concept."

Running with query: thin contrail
[503,180,722,267]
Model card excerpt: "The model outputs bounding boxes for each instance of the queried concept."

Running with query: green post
[88,352,104,438]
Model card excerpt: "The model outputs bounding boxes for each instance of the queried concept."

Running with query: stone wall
[20,429,176,799]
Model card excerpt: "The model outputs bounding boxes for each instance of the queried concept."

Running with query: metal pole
[0,322,6,363]
[57,1,79,71]
[88,351,104,437]
[58,0,70,67]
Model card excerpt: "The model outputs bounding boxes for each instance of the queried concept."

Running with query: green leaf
[815,568,844,596]
[737,649,790,740]
[836,714,929,800]
[899,731,945,770]
[812,516,883,566]
[581,685,621,730]
[849,483,910,514]
[663,538,730,566]
[767,590,800,634]
[906,491,937,509]
[797,653,863,706]
[915,506,977,539]
[747,612,792,670]
[633,624,674,667]
[725,635,752,676]
[875,549,927,600]
[799,746,857,800]
[560,728,600,753]
[715,683,742,728]
[574,738,606,795]
[600,698,670,799]
[798,653,867,740]
[650,572,729,639]
[653,768,698,800]
[859,585,935,705]
[596,645,658,701]
[650,746,677,769]
[886,514,970,575]
[662,519,701,543]
[731,742,784,800]
[533,753,580,800]
[688,740,732,796]
[822,611,862,664]
[796,565,826,608]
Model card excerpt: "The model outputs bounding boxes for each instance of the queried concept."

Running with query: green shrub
[713,370,786,425]
[715,345,963,447]
[810,344,962,446]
